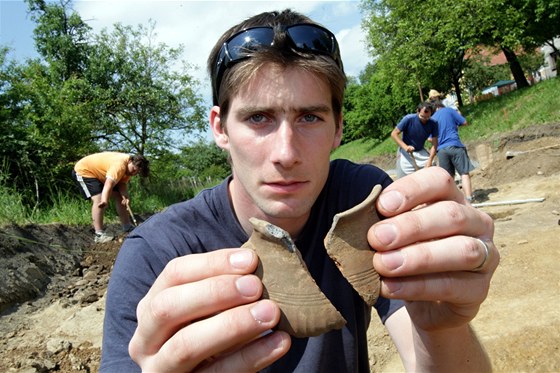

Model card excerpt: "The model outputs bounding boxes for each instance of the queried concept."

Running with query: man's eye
[250,113,266,123]
[302,114,319,122]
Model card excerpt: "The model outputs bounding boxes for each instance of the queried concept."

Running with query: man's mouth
[265,180,307,193]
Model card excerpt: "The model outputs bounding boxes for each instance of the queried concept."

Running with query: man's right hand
[128,248,291,372]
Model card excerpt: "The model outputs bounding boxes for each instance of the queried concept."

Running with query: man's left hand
[369,167,498,331]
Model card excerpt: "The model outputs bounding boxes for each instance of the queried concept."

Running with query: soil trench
[1,124,559,372]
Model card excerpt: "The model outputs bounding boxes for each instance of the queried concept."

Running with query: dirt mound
[0,224,121,313]
[0,226,122,372]
[1,123,559,372]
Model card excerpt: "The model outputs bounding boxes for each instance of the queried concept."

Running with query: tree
[360,0,481,106]
[343,62,411,143]
[178,141,230,180]
[2,58,98,206]
[360,0,557,104]
[86,21,207,157]
[3,1,207,207]
[514,0,560,75]
[25,0,91,81]
[1,0,96,207]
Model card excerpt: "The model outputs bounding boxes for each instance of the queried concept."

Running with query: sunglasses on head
[212,23,343,105]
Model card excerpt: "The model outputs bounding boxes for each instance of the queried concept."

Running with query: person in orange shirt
[72,152,149,243]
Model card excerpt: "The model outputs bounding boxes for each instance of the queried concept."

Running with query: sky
[1,0,371,105]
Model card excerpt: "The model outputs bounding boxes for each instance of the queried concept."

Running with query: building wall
[539,37,560,79]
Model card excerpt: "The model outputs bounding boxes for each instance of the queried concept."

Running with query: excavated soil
[1,123,560,372]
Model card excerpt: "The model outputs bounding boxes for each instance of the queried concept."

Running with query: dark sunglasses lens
[286,25,335,54]
[226,27,275,60]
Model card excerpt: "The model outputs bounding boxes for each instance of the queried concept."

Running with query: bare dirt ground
[1,123,559,372]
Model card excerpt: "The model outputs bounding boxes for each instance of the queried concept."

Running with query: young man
[391,102,439,178]
[432,101,475,203]
[100,10,498,372]
[72,152,149,243]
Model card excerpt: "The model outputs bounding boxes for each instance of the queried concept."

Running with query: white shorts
[396,148,431,178]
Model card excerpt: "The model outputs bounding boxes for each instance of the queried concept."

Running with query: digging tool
[472,197,545,208]
[408,150,420,171]
[506,144,560,159]
[126,203,138,226]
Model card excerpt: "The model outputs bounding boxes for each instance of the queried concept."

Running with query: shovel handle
[126,203,138,226]
[407,149,420,171]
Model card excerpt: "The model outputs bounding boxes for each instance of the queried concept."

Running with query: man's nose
[270,122,302,168]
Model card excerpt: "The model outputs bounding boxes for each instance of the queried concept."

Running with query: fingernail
[235,275,260,297]
[250,300,276,323]
[382,280,403,295]
[230,250,253,269]
[379,190,404,212]
[264,331,287,351]
[373,223,397,246]
[381,250,404,270]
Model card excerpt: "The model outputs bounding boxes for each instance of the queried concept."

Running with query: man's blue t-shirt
[432,107,467,149]
[396,113,438,151]
[100,159,404,373]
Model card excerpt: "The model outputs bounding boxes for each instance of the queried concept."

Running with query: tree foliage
[360,0,559,104]
[86,21,207,156]
[343,63,410,143]
[0,0,207,209]
[25,0,91,81]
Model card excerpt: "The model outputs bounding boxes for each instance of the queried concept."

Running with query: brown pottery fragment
[324,185,382,306]
[242,217,346,338]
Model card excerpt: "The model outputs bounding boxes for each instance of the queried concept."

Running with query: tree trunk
[417,80,424,102]
[501,46,529,88]
[452,77,463,107]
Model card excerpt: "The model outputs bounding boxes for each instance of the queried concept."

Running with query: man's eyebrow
[236,104,332,116]
[300,104,332,114]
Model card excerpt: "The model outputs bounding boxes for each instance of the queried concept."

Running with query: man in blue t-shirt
[391,102,439,178]
[432,100,475,203]
[100,9,498,373]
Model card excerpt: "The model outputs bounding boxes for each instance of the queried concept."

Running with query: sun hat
[428,89,441,99]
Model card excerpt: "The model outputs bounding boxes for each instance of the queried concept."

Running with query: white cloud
[73,0,369,104]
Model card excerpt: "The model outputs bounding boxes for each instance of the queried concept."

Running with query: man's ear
[332,115,343,150]
[210,106,229,151]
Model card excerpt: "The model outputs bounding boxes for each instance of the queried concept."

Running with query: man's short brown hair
[131,154,150,177]
[207,9,346,128]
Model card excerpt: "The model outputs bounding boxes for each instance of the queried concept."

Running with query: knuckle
[150,289,177,322]
[443,201,469,228]
[171,330,199,366]
[163,256,185,284]
[464,238,483,268]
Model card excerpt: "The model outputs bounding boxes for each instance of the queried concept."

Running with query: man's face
[418,107,432,123]
[211,65,342,232]
[127,162,140,176]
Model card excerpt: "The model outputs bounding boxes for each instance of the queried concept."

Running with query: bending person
[391,102,439,178]
[72,152,149,242]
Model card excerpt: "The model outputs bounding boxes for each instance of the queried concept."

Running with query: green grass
[332,77,560,162]
[0,171,220,226]
[0,185,28,223]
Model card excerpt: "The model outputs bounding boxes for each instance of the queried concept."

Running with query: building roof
[490,80,516,88]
